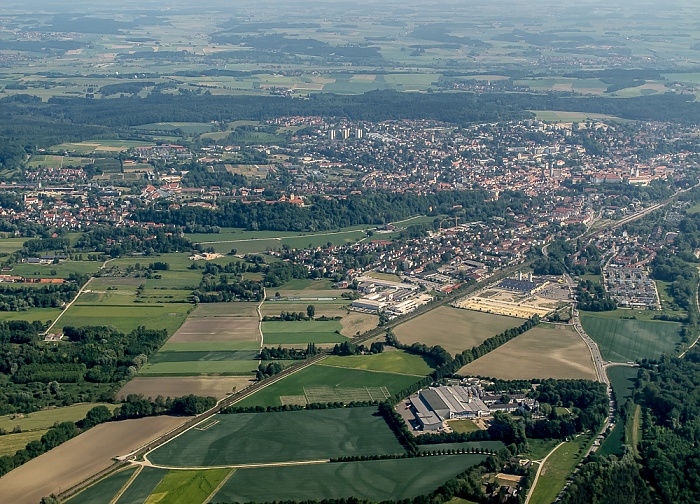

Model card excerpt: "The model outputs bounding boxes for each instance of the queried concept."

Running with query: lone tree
[307,304,315,319]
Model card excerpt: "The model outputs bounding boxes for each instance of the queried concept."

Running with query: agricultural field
[117,376,254,401]
[148,407,403,467]
[58,303,192,335]
[394,306,523,356]
[190,302,259,318]
[275,278,350,299]
[140,468,231,504]
[115,467,168,504]
[212,455,488,503]
[0,307,62,324]
[52,140,152,154]
[186,227,370,255]
[340,311,378,337]
[234,362,422,408]
[0,237,26,254]
[580,312,683,362]
[0,416,185,504]
[165,317,260,350]
[319,350,433,376]
[457,324,597,380]
[261,301,349,319]
[138,298,262,380]
[9,260,102,279]
[0,430,48,457]
[66,467,138,504]
[529,434,592,504]
[0,403,118,433]
[262,319,348,345]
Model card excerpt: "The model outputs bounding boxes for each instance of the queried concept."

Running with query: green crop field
[149,350,259,363]
[140,359,263,376]
[262,320,348,344]
[115,467,168,504]
[0,238,26,254]
[234,363,422,407]
[59,303,191,335]
[141,468,231,504]
[580,313,683,362]
[320,351,433,376]
[0,403,118,432]
[0,307,62,324]
[529,435,592,504]
[10,261,101,279]
[213,455,488,503]
[67,467,137,504]
[149,407,403,467]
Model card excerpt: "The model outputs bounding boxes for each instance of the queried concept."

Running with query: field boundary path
[524,441,565,504]
[257,288,266,365]
[109,465,143,504]
[204,468,235,503]
[137,458,331,471]
[43,276,93,336]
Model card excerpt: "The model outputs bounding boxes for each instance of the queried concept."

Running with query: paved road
[524,441,565,504]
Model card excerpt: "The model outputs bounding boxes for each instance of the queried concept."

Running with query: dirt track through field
[0,416,183,504]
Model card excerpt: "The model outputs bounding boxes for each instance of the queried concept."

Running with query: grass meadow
[529,434,593,504]
[262,319,348,345]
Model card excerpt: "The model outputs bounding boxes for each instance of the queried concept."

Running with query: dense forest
[1,90,700,169]
[0,324,173,414]
[562,348,700,504]
[133,190,525,232]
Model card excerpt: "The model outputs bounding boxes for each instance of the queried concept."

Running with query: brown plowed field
[0,416,184,504]
[168,317,259,343]
[117,376,255,400]
[457,324,596,380]
[394,306,523,355]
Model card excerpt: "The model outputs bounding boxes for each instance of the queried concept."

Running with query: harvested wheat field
[458,324,596,380]
[167,317,259,343]
[394,306,523,355]
[341,312,378,337]
[117,376,254,400]
[0,416,184,504]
